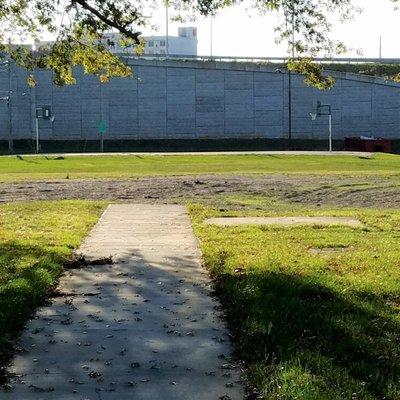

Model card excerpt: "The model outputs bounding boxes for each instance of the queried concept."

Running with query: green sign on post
[98,121,107,135]
[98,121,107,152]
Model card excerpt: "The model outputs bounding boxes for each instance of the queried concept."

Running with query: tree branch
[72,0,141,43]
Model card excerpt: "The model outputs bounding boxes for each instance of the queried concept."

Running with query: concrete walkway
[2,204,244,400]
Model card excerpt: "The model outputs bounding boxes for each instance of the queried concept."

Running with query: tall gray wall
[1,58,400,141]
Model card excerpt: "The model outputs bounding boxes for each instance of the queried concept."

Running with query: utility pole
[0,59,13,153]
[287,4,295,147]
[379,35,382,59]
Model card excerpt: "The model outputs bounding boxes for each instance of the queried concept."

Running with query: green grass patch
[1,153,400,181]
[0,200,106,374]
[189,200,400,399]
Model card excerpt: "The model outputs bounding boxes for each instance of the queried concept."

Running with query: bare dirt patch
[1,174,400,208]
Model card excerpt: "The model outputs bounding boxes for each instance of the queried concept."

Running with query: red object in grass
[345,137,392,153]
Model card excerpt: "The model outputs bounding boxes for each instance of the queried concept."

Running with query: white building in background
[36,27,197,56]
[101,27,197,56]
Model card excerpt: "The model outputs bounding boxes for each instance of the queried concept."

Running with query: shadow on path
[1,204,244,400]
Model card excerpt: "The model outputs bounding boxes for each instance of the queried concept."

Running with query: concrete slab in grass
[205,216,363,228]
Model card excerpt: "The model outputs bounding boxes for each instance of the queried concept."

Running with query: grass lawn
[189,198,400,399]
[0,200,106,376]
[1,153,400,181]
[1,172,400,399]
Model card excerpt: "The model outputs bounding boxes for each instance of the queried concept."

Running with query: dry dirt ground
[1,174,400,208]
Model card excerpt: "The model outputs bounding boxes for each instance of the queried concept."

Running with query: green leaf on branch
[287,59,335,90]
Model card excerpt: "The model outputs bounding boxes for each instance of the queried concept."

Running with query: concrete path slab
[205,216,363,228]
[2,204,244,400]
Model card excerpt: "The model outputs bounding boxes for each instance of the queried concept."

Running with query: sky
[142,0,400,58]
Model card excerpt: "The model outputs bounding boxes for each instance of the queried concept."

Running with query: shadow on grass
[0,241,66,383]
[214,270,400,399]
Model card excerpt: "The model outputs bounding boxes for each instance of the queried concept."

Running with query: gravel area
[1,174,400,208]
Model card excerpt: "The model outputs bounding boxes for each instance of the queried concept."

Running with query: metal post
[379,36,382,60]
[310,102,332,152]
[100,82,104,152]
[7,60,13,154]
[210,15,213,57]
[288,70,292,144]
[291,8,295,59]
[7,98,13,154]
[35,116,39,154]
[165,2,169,57]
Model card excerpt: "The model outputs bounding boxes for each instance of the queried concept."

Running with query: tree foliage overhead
[0,0,366,87]
[1,0,152,85]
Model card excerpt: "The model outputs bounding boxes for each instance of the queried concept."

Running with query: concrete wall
[1,58,400,141]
